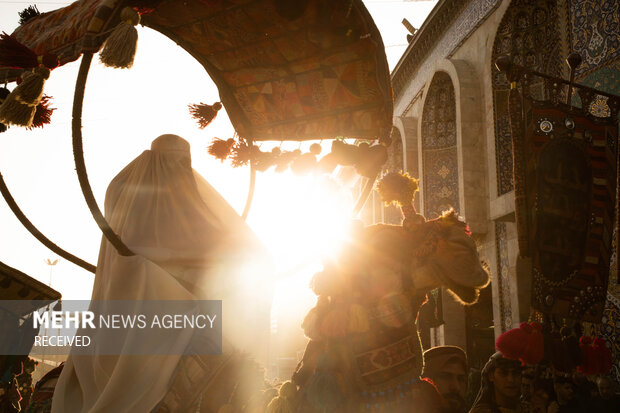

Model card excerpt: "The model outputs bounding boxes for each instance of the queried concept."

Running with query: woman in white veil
[51,134,273,412]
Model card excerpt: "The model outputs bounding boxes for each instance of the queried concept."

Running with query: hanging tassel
[99,7,140,69]
[189,102,222,128]
[317,152,338,174]
[319,305,349,338]
[18,5,40,25]
[290,153,317,176]
[592,338,612,375]
[347,304,369,333]
[27,94,54,129]
[0,66,50,127]
[377,171,419,207]
[208,137,235,161]
[577,336,598,375]
[0,86,9,133]
[0,32,58,69]
[274,150,298,172]
[302,297,329,340]
[231,140,254,167]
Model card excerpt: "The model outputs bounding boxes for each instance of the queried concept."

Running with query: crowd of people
[421,346,620,413]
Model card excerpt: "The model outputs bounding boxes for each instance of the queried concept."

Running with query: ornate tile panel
[492,0,562,195]
[495,222,513,332]
[422,72,460,218]
[571,0,620,78]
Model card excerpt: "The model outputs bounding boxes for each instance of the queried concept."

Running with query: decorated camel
[21,169,489,413]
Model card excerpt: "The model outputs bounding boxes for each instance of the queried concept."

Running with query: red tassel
[496,321,544,365]
[207,138,235,161]
[0,32,58,69]
[577,336,598,375]
[27,94,54,129]
[520,322,544,365]
[188,101,222,129]
[592,338,613,374]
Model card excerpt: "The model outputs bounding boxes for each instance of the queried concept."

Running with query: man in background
[548,376,581,413]
[594,376,620,413]
[469,352,523,413]
[423,346,469,413]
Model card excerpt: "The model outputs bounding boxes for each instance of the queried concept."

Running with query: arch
[386,127,405,173]
[420,71,458,219]
[418,59,486,232]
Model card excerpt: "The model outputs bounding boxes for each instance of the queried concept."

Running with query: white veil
[51,134,273,412]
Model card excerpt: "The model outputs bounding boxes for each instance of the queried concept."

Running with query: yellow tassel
[0,66,49,127]
[348,304,370,333]
[302,308,321,340]
[99,7,140,68]
[320,306,349,338]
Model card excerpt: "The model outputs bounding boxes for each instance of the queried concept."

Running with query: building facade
[373,0,620,376]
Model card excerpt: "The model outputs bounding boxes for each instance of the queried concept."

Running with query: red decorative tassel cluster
[188,101,222,129]
[575,336,612,375]
[578,336,598,375]
[0,32,58,69]
[496,321,544,365]
[27,94,55,129]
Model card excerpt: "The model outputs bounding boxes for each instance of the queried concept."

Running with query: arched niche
[418,60,486,233]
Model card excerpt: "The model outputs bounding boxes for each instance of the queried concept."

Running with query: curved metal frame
[72,53,133,256]
[0,171,96,273]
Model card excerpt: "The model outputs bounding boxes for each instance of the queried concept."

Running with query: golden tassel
[0,66,50,127]
[99,7,140,68]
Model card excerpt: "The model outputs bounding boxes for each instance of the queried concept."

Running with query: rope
[72,52,133,256]
[0,171,96,273]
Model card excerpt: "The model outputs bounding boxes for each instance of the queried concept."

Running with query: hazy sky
[0,0,437,303]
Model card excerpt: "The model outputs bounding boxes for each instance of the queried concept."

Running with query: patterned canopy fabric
[0,0,393,141]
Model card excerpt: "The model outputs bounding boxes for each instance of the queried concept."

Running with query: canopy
[0,0,393,141]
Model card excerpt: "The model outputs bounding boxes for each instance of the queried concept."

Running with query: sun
[245,165,357,314]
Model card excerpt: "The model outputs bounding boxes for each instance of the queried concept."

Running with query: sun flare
[245,164,357,315]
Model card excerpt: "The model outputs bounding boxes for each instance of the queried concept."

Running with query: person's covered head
[553,375,575,405]
[472,352,522,409]
[422,346,468,412]
[596,376,615,400]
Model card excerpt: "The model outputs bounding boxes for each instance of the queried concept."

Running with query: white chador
[52,135,272,412]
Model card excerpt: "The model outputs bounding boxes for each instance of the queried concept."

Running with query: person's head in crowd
[553,376,575,406]
[529,378,554,413]
[423,346,468,413]
[470,352,522,411]
[596,376,615,400]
